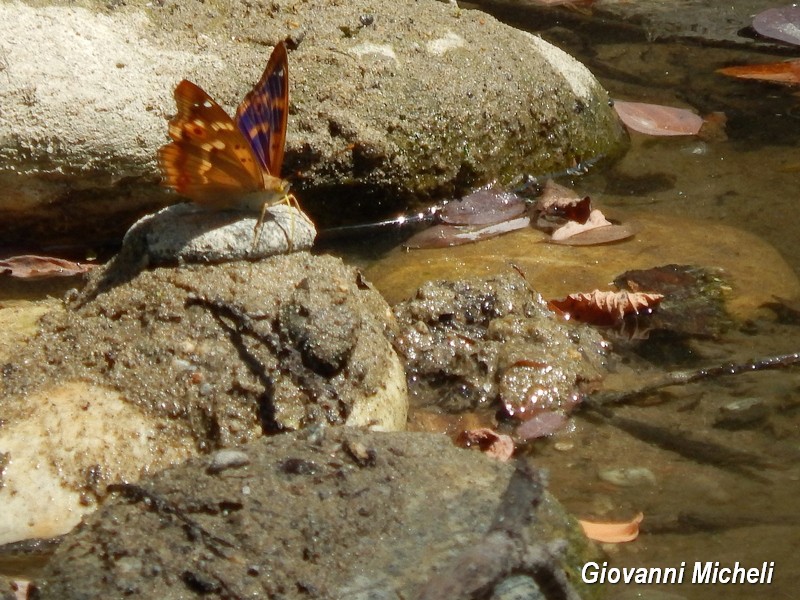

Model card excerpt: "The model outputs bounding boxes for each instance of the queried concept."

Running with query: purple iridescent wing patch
[234,41,289,176]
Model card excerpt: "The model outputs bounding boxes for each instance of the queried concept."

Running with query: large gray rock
[32,427,601,599]
[0,0,626,247]
[0,253,407,544]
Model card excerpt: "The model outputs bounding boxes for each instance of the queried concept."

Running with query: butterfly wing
[158,79,265,206]
[235,41,289,177]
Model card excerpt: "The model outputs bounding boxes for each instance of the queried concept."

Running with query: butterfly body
[158,42,292,214]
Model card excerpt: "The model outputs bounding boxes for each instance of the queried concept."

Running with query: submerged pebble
[598,467,657,487]
[714,397,768,429]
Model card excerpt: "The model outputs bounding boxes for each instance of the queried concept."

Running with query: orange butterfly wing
[158,79,265,207]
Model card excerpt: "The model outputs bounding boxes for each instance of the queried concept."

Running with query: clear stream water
[440,3,800,599]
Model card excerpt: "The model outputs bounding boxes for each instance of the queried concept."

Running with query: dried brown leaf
[0,255,94,280]
[536,180,592,224]
[548,290,664,326]
[717,60,800,86]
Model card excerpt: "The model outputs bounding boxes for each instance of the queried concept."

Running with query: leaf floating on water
[551,223,638,246]
[532,181,635,245]
[0,255,94,280]
[548,290,664,326]
[579,512,644,543]
[454,428,514,461]
[716,59,800,86]
[403,217,530,249]
[752,6,800,47]
[440,183,527,226]
[613,100,704,136]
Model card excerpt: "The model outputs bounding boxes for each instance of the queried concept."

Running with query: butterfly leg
[250,194,303,255]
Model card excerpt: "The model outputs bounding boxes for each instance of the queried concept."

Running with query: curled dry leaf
[536,179,592,224]
[717,59,800,86]
[0,255,94,280]
[535,181,635,246]
[548,290,664,326]
[579,512,644,543]
[403,217,530,249]
[455,428,514,461]
[613,100,704,136]
[440,184,527,226]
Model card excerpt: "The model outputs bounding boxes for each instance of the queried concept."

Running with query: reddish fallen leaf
[717,59,800,86]
[613,100,704,136]
[548,290,664,326]
[455,428,514,461]
[752,6,800,46]
[440,184,527,226]
[579,512,644,543]
[404,217,530,249]
[0,255,94,280]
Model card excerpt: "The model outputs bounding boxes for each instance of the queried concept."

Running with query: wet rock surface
[32,427,600,600]
[392,273,608,417]
[468,0,796,49]
[0,0,626,248]
[0,253,407,543]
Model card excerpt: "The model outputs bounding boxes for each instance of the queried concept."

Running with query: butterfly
[158,41,294,217]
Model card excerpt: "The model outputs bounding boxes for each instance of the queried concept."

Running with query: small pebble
[490,575,544,600]
[714,397,767,429]
[207,449,250,474]
[598,467,656,487]
[553,441,574,452]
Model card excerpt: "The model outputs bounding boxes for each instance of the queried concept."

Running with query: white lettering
[581,562,599,584]
[693,561,714,584]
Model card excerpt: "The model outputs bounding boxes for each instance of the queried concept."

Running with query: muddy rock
[0,0,626,248]
[0,253,407,544]
[392,273,608,417]
[32,427,601,600]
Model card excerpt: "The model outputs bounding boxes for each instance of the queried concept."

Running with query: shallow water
[445,4,799,599]
[353,3,800,599]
